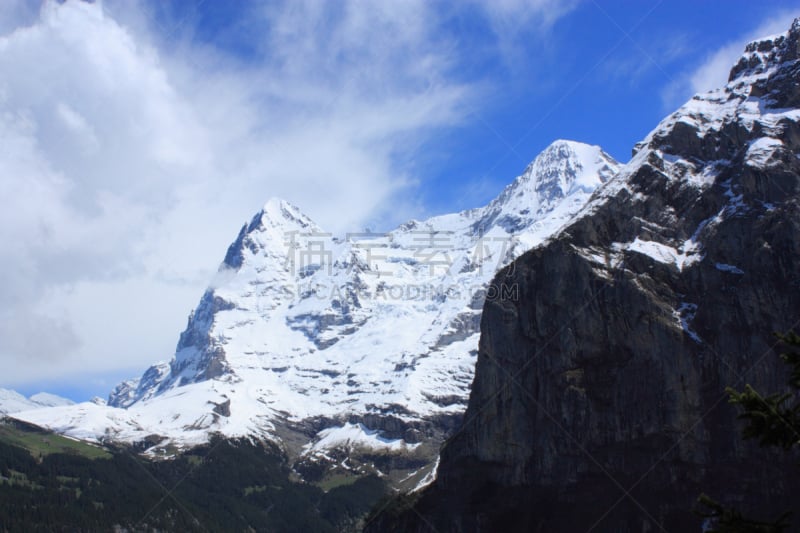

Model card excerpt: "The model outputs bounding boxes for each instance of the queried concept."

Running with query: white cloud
[468,0,581,68]
[661,9,800,109]
[477,0,580,31]
[0,0,575,392]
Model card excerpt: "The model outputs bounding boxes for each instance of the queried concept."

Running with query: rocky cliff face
[372,19,800,532]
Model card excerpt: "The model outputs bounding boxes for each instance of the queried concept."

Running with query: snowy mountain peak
[478,140,619,234]
[520,139,617,196]
[259,197,318,230]
[222,198,323,273]
[20,140,621,461]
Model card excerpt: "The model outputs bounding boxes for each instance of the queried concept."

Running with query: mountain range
[12,139,620,487]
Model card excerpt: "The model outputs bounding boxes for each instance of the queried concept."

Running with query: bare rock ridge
[371,18,800,532]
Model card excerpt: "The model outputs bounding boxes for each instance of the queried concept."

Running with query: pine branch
[726,385,800,449]
[696,494,791,533]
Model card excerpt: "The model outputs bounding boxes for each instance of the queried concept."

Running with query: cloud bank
[0,0,574,390]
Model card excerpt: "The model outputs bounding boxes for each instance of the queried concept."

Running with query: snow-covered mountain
[0,388,74,415]
[16,140,619,482]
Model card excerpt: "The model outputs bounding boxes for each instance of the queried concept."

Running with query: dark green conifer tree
[698,332,800,532]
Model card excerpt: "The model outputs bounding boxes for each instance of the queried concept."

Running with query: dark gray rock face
[369,19,800,533]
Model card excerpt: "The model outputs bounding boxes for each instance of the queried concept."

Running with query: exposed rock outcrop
[370,19,800,532]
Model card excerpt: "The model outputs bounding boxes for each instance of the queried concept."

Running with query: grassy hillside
[0,419,111,460]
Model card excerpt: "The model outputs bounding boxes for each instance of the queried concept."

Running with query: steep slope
[373,19,800,532]
[0,389,73,415]
[17,141,619,484]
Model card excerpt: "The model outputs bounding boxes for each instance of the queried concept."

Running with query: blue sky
[1,0,798,401]
[156,0,800,215]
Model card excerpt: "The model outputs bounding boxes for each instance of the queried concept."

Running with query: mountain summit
[17,140,619,485]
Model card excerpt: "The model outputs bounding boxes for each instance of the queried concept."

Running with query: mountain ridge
[0,388,74,415]
[368,17,800,532]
